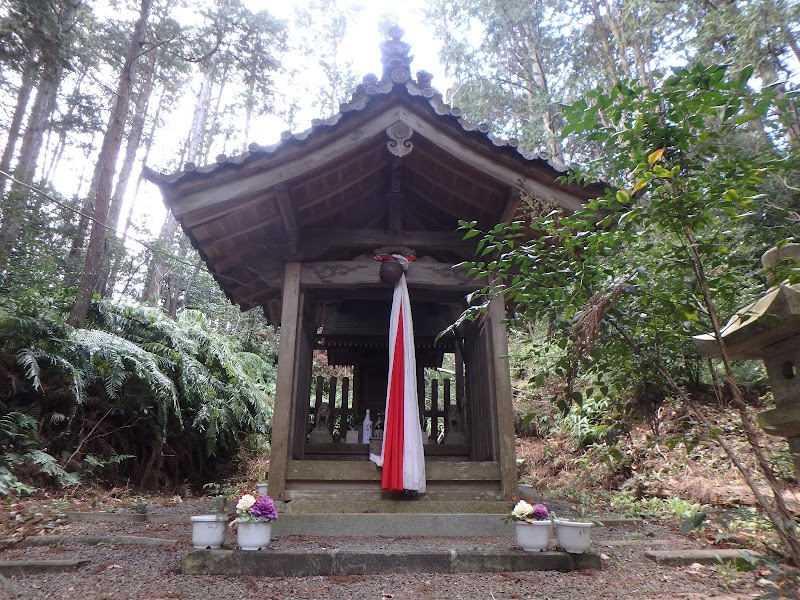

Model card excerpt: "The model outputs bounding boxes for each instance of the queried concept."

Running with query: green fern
[0,299,277,489]
[70,328,180,428]
[26,449,79,487]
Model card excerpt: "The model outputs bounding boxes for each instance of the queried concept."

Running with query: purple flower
[531,503,549,520]
[249,495,278,521]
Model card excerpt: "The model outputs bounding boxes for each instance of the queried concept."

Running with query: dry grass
[515,396,798,518]
[240,451,270,485]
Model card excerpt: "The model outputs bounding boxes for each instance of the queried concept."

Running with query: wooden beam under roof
[404,168,496,217]
[275,183,300,257]
[400,206,431,231]
[300,229,474,260]
[181,193,271,229]
[398,111,586,212]
[403,180,469,221]
[291,152,387,213]
[202,214,283,255]
[387,192,403,232]
[411,141,504,203]
[170,108,408,216]
[497,188,522,224]
[298,189,386,230]
[251,259,481,291]
[387,156,403,232]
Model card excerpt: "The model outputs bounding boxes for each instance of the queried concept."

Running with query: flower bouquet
[232,492,278,550]
[509,500,551,552]
[510,500,549,523]
[233,493,278,523]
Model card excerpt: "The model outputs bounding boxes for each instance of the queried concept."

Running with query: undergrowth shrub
[0,299,277,493]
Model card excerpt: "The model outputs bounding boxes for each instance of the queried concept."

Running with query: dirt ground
[0,500,778,600]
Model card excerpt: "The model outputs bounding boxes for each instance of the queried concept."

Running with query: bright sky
[249,0,449,138]
[134,0,448,236]
[260,0,447,86]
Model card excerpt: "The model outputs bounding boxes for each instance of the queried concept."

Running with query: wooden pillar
[488,294,517,499]
[455,346,464,408]
[267,262,301,501]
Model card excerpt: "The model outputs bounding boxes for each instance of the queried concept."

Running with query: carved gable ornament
[386,120,414,157]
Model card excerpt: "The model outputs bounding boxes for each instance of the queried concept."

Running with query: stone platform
[276,513,513,537]
[182,548,601,576]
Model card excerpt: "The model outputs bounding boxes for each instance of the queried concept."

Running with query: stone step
[284,499,510,514]
[61,511,639,537]
[644,549,760,566]
[591,518,643,529]
[599,539,672,547]
[274,513,513,537]
[22,535,177,547]
[0,560,90,576]
[65,511,187,524]
[182,548,601,576]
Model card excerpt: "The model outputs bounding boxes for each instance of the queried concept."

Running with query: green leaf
[723,189,739,202]
[735,65,754,90]
[680,512,707,534]
[631,178,648,194]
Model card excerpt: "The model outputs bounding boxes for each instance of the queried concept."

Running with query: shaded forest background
[0,0,798,533]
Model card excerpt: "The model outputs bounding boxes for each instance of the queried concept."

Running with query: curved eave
[143,81,606,212]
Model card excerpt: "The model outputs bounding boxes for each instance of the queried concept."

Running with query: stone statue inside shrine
[443,405,467,445]
[309,402,333,444]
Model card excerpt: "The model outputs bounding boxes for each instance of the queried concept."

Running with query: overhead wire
[0,169,258,292]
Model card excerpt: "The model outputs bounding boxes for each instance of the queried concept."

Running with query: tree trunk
[0,0,80,265]
[97,51,159,297]
[141,213,178,304]
[0,77,58,263]
[44,69,89,182]
[142,64,213,308]
[63,136,101,287]
[187,69,213,164]
[9,62,63,187]
[500,7,563,163]
[68,0,154,325]
[0,54,38,199]
[203,64,229,164]
[106,85,166,299]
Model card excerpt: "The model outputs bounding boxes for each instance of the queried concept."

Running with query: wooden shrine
[144,28,604,506]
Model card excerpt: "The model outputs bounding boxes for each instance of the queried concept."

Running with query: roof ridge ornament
[381,25,412,85]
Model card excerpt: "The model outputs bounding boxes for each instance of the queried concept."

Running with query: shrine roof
[143,31,591,192]
[142,27,608,313]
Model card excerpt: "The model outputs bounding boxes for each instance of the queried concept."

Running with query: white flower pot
[553,519,593,553]
[255,482,268,494]
[515,521,551,552]
[191,514,227,549]
[237,521,272,551]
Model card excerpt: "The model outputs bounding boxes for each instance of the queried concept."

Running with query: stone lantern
[693,244,800,477]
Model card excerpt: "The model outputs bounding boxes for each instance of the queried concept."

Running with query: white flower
[236,494,256,511]
[512,500,534,520]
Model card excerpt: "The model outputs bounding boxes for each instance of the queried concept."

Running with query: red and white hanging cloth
[369,255,426,493]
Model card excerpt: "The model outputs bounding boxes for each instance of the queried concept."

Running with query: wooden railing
[311,375,352,440]
[309,375,465,445]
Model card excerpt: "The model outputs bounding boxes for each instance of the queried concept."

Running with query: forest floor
[0,497,773,600]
